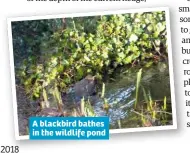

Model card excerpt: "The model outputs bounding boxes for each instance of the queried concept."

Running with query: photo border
[7,7,177,140]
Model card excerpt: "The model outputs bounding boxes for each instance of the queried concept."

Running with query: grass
[35,69,172,127]
[133,69,172,127]
[80,97,96,117]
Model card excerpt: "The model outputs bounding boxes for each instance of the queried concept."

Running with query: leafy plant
[80,97,96,117]
[133,69,172,127]
[13,11,168,104]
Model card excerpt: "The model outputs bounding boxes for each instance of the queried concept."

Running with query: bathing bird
[73,75,97,102]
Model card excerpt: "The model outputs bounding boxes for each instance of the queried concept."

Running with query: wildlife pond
[93,63,172,129]
[17,62,172,135]
[48,62,172,129]
[12,11,172,135]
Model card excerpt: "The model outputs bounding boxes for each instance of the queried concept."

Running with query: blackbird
[73,75,96,102]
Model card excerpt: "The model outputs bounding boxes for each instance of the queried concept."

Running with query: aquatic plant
[133,69,172,127]
[53,86,64,114]
[101,83,105,98]
[80,97,96,117]
[135,69,142,108]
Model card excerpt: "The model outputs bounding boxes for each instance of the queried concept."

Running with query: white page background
[0,0,186,152]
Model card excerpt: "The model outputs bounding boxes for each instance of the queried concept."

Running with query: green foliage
[13,11,167,101]
[133,69,171,126]
[80,97,96,117]
[12,19,63,63]
[101,83,105,98]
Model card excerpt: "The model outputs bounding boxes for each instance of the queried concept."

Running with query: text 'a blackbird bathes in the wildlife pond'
[29,117,109,140]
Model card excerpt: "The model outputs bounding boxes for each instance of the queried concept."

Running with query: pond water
[16,62,172,135]
[37,62,172,129]
[92,62,172,129]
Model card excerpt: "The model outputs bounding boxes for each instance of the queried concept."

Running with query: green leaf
[102,52,108,59]
[129,34,138,42]
[118,52,125,59]
[124,56,133,64]
[84,54,90,62]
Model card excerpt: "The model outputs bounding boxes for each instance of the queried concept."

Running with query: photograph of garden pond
[10,9,174,136]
